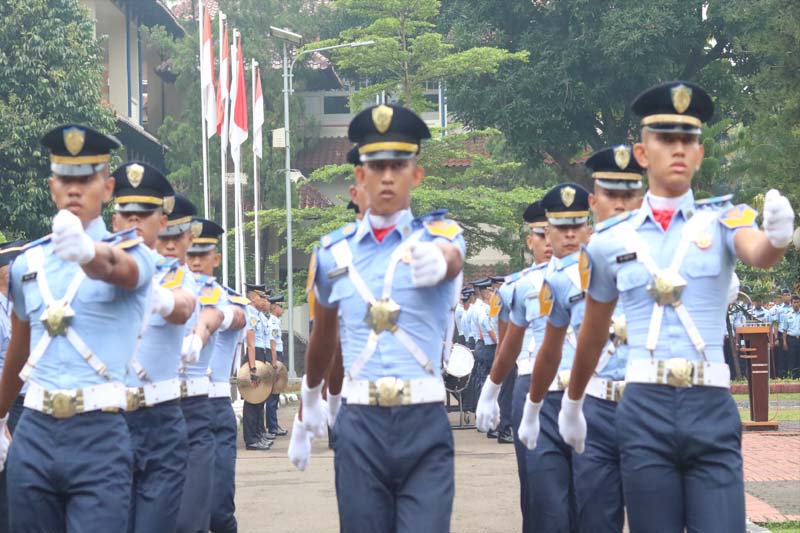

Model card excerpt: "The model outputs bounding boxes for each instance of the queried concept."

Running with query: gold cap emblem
[191,221,203,238]
[162,195,175,215]
[561,186,576,208]
[63,127,85,156]
[371,105,394,134]
[613,146,630,170]
[126,163,145,188]
[671,84,692,114]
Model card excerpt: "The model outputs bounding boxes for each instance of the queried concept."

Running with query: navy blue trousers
[511,374,536,533]
[571,396,623,533]
[125,400,188,533]
[334,402,454,533]
[617,384,745,533]
[266,352,284,432]
[0,396,25,533]
[176,396,215,533]
[467,341,493,413]
[7,408,133,533]
[209,398,238,533]
[498,364,516,432]
[528,391,576,533]
[242,348,268,445]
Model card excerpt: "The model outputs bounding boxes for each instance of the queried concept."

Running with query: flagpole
[219,12,228,287]
[232,30,241,293]
[252,59,260,285]
[198,0,210,219]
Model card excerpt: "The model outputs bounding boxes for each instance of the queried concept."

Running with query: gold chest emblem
[671,84,692,114]
[371,105,394,134]
[364,297,401,334]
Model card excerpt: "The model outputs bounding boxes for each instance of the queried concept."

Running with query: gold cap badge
[191,221,203,238]
[613,146,630,170]
[162,195,175,215]
[63,127,85,156]
[561,186,576,208]
[126,163,145,188]
[671,84,692,114]
[371,105,394,134]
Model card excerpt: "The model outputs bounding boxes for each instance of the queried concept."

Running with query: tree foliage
[0,0,116,239]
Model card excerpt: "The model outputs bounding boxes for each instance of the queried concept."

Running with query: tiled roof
[443,137,489,167]
[463,263,510,281]
[298,183,334,209]
[294,137,354,174]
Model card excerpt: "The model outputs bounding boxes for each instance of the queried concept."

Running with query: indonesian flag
[229,31,248,168]
[200,1,217,138]
[216,24,230,145]
[253,66,263,159]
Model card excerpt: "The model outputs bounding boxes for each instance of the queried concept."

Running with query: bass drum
[443,344,475,392]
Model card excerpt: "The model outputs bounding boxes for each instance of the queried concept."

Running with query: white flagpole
[198,0,210,219]
[219,12,228,287]
[232,31,241,293]
[252,59,260,285]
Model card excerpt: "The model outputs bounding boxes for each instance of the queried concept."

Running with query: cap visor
[595,179,643,191]
[359,150,416,163]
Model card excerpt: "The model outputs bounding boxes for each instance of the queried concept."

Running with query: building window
[323,96,350,114]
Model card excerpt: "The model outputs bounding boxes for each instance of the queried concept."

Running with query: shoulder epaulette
[415,208,449,222]
[719,204,757,229]
[595,210,635,233]
[695,193,734,209]
[104,227,142,249]
[193,272,215,287]
[556,251,580,271]
[199,282,223,306]
[504,269,526,285]
[320,222,357,248]
[228,295,250,306]
[424,218,462,241]
[160,264,185,290]
[156,256,180,271]
[23,234,52,250]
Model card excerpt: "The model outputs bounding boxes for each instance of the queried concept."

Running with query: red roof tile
[298,183,334,209]
[295,137,354,174]
[444,137,489,167]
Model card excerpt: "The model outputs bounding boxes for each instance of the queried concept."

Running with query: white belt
[180,377,210,398]
[208,381,232,398]
[126,378,182,411]
[625,359,730,388]
[585,376,625,402]
[25,381,126,419]
[516,357,534,376]
[343,377,445,406]
[548,369,572,392]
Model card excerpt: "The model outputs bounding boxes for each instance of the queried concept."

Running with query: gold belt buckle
[126,389,143,411]
[666,358,694,387]
[557,370,571,390]
[180,381,188,398]
[374,377,405,407]
[48,391,82,419]
[614,382,625,402]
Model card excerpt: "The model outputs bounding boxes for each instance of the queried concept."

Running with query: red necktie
[373,225,395,242]
[651,208,675,231]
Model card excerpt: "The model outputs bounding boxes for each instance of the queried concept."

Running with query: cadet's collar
[356,209,414,242]
[85,216,107,240]
[633,189,696,228]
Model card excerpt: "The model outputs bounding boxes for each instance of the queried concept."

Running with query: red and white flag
[200,1,217,138]
[216,23,230,150]
[253,65,263,159]
[229,31,248,167]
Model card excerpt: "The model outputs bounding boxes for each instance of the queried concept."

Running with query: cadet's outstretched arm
[163,288,196,325]
[567,295,617,401]
[197,306,224,345]
[528,323,567,402]
[489,322,525,385]
[82,243,141,290]
[304,301,339,389]
[0,316,30,417]
[438,243,463,280]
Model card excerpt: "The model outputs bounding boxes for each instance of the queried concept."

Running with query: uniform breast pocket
[21,282,44,317]
[77,279,117,304]
[616,263,650,293]
[684,255,721,279]
[328,277,356,306]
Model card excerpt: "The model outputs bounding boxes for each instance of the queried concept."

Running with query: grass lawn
[739,408,800,422]
[759,522,800,532]
[733,393,800,402]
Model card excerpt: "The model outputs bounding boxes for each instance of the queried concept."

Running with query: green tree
[0,0,116,239]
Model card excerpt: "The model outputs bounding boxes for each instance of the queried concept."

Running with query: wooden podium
[736,324,779,431]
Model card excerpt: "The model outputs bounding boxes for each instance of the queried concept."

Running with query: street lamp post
[269,26,373,379]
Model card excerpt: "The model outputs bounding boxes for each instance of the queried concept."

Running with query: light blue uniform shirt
[750,306,769,323]
[126,253,197,387]
[268,314,283,353]
[497,278,518,324]
[508,263,550,371]
[542,252,588,372]
[478,306,496,346]
[777,303,791,333]
[0,293,10,371]
[182,273,228,380]
[587,191,756,364]
[10,218,154,390]
[314,210,466,381]
[786,307,800,337]
[253,309,269,348]
[209,290,249,383]
[454,303,465,337]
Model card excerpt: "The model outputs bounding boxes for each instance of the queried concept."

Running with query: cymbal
[272,361,289,395]
[236,361,274,404]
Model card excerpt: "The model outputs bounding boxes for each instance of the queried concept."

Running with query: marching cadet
[0,240,26,533]
[178,217,232,533]
[188,244,247,533]
[265,295,288,437]
[475,200,552,532]
[489,275,515,444]
[560,81,794,532]
[241,283,273,450]
[0,125,155,531]
[111,162,197,533]
[514,183,592,532]
[300,104,465,532]
[472,278,496,430]
[784,295,800,377]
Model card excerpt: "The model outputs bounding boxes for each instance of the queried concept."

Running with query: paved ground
[233,401,799,532]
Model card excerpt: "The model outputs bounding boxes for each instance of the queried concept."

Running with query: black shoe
[246,441,272,451]
[497,429,514,444]
[270,427,288,437]
[264,432,278,440]
[487,429,499,439]
[259,435,275,445]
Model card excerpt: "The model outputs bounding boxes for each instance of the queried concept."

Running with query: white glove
[218,306,234,331]
[181,334,203,364]
[327,392,342,428]
[300,375,327,438]
[287,414,314,471]
[727,272,740,305]
[152,284,176,317]
[558,391,587,454]
[52,209,96,264]
[475,377,502,432]
[0,416,9,473]
[517,396,542,450]
[410,242,447,287]
[763,189,795,248]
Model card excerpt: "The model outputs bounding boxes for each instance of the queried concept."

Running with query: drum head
[446,344,475,378]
